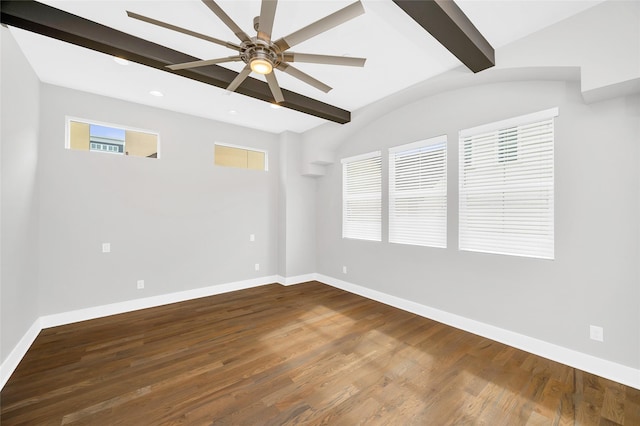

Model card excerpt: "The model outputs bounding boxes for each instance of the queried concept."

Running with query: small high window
[67,118,159,158]
[214,143,268,171]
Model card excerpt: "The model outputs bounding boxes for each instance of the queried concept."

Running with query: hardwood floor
[1,281,639,425]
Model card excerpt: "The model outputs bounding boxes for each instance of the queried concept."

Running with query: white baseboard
[276,273,318,286]
[0,318,42,390]
[316,274,640,390]
[40,276,279,329]
[3,273,639,391]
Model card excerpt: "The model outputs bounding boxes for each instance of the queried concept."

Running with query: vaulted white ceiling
[10,0,604,134]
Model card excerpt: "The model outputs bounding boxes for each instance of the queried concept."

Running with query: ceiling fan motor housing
[241,38,282,73]
[125,0,366,103]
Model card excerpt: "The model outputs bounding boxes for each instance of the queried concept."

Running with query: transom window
[66,118,159,158]
[214,143,268,171]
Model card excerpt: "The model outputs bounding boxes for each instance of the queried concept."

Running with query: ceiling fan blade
[167,56,243,71]
[126,11,241,51]
[257,0,278,42]
[265,72,285,103]
[277,64,332,93]
[284,53,366,67]
[274,1,364,51]
[227,65,253,92]
[201,0,251,43]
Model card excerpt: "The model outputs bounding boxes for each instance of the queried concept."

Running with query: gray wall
[278,131,316,278]
[315,80,640,369]
[36,85,280,316]
[1,27,41,362]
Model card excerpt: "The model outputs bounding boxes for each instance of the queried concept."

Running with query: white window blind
[342,151,382,241]
[389,136,447,248]
[459,108,557,259]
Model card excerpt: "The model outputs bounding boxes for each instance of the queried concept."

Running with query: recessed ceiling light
[270,104,282,109]
[149,90,164,97]
[229,110,238,115]
[113,57,129,65]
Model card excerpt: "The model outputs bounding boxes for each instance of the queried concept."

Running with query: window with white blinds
[459,108,557,259]
[342,151,382,241]
[389,136,447,247]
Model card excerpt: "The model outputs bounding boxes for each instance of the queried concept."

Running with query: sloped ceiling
[7,0,605,133]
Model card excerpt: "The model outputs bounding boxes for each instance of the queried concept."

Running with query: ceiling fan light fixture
[250,57,273,75]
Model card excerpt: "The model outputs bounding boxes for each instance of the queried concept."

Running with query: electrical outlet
[137,280,144,290]
[102,242,111,253]
[342,266,347,274]
[250,234,255,242]
[590,325,604,342]
[255,263,260,271]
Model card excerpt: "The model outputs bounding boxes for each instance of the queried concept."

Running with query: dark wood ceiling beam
[0,0,350,124]
[393,0,494,73]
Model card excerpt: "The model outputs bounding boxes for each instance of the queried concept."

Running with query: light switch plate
[590,325,604,342]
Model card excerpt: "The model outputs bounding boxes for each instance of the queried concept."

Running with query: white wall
[0,27,41,362]
[315,80,640,369]
[36,85,280,316]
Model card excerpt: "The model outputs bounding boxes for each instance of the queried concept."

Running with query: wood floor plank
[601,382,626,424]
[2,281,639,425]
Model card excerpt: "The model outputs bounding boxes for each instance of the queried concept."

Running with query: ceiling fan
[127,0,367,104]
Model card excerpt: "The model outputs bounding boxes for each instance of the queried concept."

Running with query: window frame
[213,142,269,171]
[65,116,160,158]
[341,151,382,242]
[389,135,447,248]
[458,107,558,259]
